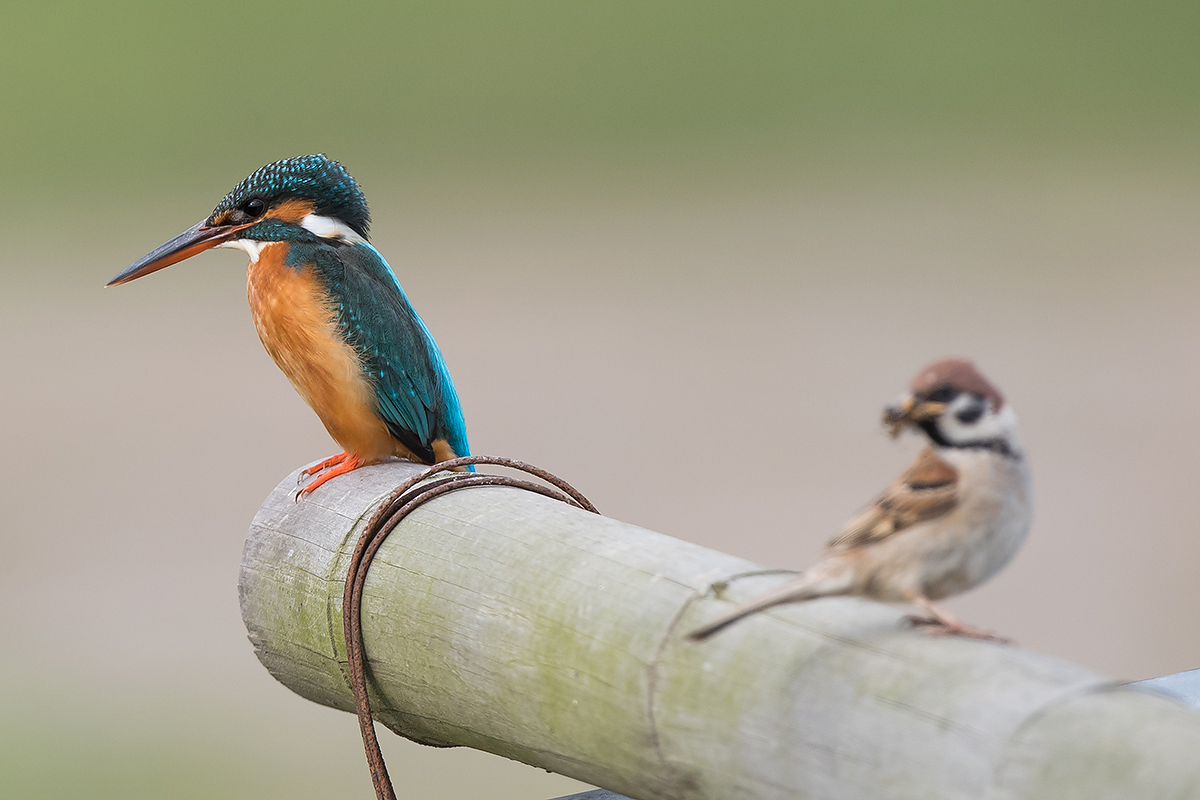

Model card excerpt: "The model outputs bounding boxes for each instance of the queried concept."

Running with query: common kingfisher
[108,154,471,495]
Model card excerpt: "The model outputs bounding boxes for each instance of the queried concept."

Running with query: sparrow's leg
[909,595,1010,643]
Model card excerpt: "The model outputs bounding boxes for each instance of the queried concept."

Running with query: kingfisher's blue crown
[209,154,370,238]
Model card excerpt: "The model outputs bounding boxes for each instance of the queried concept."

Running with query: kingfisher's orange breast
[245,244,405,463]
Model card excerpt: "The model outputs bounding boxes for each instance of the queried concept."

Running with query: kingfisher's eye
[925,385,957,403]
[243,198,266,218]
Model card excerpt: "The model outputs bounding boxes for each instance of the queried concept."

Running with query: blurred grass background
[5,1,1200,207]
[5,2,1200,798]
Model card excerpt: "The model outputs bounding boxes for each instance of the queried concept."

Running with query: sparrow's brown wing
[826,446,959,554]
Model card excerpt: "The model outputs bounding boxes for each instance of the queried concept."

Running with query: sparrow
[689,358,1032,641]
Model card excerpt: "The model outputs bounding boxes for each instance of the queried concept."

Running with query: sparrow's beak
[106,219,254,287]
[883,394,946,437]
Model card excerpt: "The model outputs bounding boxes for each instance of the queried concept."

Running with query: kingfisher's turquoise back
[286,237,470,463]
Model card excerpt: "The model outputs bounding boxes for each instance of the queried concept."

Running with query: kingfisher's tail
[687,562,854,641]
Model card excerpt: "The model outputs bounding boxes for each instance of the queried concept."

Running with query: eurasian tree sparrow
[689,358,1032,641]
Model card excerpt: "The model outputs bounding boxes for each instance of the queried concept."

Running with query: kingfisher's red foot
[295,453,364,499]
[301,452,351,479]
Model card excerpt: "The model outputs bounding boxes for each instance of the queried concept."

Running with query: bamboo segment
[239,461,1200,800]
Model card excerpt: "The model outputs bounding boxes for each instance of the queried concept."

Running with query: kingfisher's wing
[825,446,959,554]
[313,242,468,462]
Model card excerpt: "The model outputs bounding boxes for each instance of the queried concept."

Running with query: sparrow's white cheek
[940,401,1019,445]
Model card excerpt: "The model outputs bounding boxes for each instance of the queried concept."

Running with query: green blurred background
[5,2,1200,798]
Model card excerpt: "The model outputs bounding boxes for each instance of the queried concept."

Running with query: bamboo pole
[239,461,1200,800]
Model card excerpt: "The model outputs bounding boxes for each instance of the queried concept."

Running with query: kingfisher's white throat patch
[300,213,367,244]
[218,238,276,263]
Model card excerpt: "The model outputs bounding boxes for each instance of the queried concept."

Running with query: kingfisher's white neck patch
[300,213,367,244]
[217,238,276,264]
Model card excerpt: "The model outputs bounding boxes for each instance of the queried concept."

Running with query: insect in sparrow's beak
[883,395,946,437]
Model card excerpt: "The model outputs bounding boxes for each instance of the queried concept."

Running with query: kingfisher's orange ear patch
[269,198,317,224]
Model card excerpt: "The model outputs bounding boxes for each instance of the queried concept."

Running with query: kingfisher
[108,154,471,495]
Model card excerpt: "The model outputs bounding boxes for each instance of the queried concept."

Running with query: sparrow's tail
[686,562,854,641]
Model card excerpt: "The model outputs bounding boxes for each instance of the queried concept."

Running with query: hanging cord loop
[340,456,600,800]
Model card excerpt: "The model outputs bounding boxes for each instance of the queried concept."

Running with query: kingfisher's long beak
[107,219,252,287]
[883,394,946,437]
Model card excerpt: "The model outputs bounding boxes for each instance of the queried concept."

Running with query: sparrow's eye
[925,385,957,403]
[955,398,984,424]
[243,198,266,218]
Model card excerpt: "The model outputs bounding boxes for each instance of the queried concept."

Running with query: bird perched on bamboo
[689,358,1032,641]
[108,155,470,496]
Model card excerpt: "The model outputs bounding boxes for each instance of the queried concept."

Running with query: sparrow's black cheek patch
[956,399,984,425]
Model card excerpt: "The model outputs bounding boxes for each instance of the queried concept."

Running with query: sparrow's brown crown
[910,358,1004,410]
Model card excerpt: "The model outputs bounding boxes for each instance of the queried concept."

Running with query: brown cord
[340,456,600,800]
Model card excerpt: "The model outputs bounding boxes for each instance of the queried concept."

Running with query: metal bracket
[1131,667,1200,709]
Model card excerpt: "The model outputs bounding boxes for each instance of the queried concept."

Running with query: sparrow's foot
[908,596,1011,643]
[294,453,363,500]
[908,615,1011,643]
